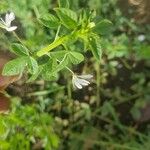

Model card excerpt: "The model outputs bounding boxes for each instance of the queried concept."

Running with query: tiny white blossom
[72,74,93,89]
[0,12,17,32]
[138,34,145,42]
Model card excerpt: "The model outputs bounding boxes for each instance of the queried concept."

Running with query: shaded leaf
[92,19,113,35]
[11,43,29,56]
[54,8,77,29]
[58,0,70,8]
[89,35,102,61]
[38,14,60,29]
[28,57,39,74]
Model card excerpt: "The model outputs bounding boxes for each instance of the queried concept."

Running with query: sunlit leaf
[2,57,28,76]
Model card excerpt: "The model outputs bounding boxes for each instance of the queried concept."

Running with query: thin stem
[65,66,74,75]
[47,54,74,75]
[96,61,101,106]
[54,25,61,41]
[36,36,67,57]
[33,6,40,18]
[13,31,24,46]
[67,78,72,101]
[56,58,74,75]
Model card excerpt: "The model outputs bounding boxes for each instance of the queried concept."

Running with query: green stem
[56,58,74,75]
[13,31,24,46]
[36,36,68,57]
[33,6,40,18]
[54,25,61,41]
[96,61,101,106]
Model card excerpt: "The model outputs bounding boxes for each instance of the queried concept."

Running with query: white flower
[0,12,17,32]
[72,74,93,89]
[138,34,145,42]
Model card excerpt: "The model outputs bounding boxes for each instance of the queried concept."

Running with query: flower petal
[74,81,82,89]
[76,78,90,86]
[0,22,5,28]
[5,12,15,27]
[5,13,11,26]
[78,74,93,80]
[9,12,15,21]
[6,26,17,32]
[0,18,6,25]
[72,76,82,89]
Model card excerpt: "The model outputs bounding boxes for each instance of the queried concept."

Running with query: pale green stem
[13,31,24,46]
[54,25,61,41]
[33,6,40,18]
[56,58,74,75]
[36,36,68,57]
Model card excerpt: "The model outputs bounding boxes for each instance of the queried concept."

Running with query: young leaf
[2,57,28,76]
[11,43,29,56]
[28,57,38,74]
[58,0,70,8]
[68,52,84,64]
[38,14,60,29]
[89,35,102,61]
[92,19,113,35]
[54,8,78,29]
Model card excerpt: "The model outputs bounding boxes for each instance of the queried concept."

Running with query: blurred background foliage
[0,0,150,149]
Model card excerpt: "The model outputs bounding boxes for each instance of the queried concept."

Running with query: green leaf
[28,57,39,74]
[68,51,84,64]
[89,35,102,61]
[51,51,84,65]
[42,58,58,80]
[50,50,68,60]
[54,8,78,29]
[53,54,69,73]
[11,43,29,56]
[136,45,150,60]
[38,14,60,29]
[2,57,28,76]
[92,19,113,35]
[27,70,40,82]
[58,0,70,8]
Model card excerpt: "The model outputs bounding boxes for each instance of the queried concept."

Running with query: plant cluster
[0,0,150,150]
